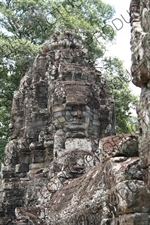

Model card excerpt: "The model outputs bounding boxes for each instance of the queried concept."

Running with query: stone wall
[130,0,150,184]
[128,0,150,223]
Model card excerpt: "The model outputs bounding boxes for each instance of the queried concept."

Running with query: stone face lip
[0,27,149,225]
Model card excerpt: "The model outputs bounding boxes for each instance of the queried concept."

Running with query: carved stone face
[50,81,101,138]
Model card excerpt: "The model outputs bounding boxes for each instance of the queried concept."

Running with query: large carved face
[50,81,101,138]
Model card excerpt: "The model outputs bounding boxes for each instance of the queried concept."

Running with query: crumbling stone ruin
[0,0,150,222]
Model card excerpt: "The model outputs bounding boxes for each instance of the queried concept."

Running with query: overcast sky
[104,0,141,96]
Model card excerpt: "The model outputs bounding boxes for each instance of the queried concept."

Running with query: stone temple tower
[0,30,115,222]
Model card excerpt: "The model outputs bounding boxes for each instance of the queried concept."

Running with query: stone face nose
[76,109,82,118]
[71,109,82,118]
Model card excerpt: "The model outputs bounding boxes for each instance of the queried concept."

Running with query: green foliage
[49,0,115,59]
[101,57,138,133]
[0,0,115,57]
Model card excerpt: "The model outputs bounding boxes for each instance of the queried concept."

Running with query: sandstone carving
[0,18,150,224]
[0,30,115,224]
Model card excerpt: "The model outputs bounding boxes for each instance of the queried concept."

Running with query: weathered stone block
[19,151,30,164]
[15,164,29,173]
[65,138,93,152]
[115,180,150,214]
[29,162,45,170]
[103,157,143,190]
[99,134,139,163]
[31,150,45,163]
[118,213,150,225]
